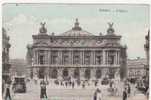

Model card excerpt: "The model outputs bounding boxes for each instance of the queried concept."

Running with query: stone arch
[39,68,45,79]
[85,68,91,79]
[74,68,80,78]
[51,68,58,79]
[63,68,69,78]
[109,68,116,79]
[96,69,102,79]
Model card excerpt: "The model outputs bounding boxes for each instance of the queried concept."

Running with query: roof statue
[107,22,115,35]
[39,22,47,34]
[72,18,82,31]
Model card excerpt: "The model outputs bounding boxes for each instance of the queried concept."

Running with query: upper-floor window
[96,56,102,65]
[108,50,115,65]
[73,51,80,65]
[95,51,102,65]
[108,55,114,65]
[51,51,58,64]
[38,50,45,65]
[84,51,91,65]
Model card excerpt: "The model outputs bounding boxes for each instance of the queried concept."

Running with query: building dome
[60,18,94,36]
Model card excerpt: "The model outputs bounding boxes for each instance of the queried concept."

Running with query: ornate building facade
[26,19,127,80]
[127,58,147,79]
[2,28,11,83]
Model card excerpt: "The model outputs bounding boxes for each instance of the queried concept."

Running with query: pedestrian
[96,88,103,100]
[93,88,98,100]
[146,88,149,99]
[123,88,127,100]
[95,81,98,87]
[72,82,75,89]
[65,81,68,88]
[127,84,131,97]
[82,81,85,89]
[2,79,5,95]
[5,83,12,100]
[40,79,47,100]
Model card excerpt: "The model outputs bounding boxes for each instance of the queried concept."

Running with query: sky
[2,3,149,59]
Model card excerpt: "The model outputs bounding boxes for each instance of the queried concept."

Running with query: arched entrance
[96,69,102,79]
[85,68,91,79]
[74,68,80,79]
[39,68,45,79]
[109,68,116,79]
[63,68,69,79]
[51,68,58,79]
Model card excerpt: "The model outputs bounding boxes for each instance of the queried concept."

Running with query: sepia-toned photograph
[2,3,149,100]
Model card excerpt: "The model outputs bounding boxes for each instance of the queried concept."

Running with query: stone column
[37,50,39,65]
[114,51,117,65]
[80,68,85,80]
[45,50,48,65]
[117,51,119,65]
[45,67,49,80]
[69,68,74,78]
[48,50,51,65]
[91,50,94,65]
[103,50,106,65]
[33,67,37,78]
[116,51,118,65]
[69,50,72,65]
[105,51,107,65]
[80,51,83,65]
[58,68,63,80]
[33,49,36,65]
[91,68,96,80]
[71,50,73,65]
[93,51,95,65]
[48,68,52,79]
[82,50,84,65]
[34,50,36,65]
[59,50,62,65]
[106,50,108,65]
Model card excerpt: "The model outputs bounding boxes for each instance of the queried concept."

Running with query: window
[108,55,114,65]
[52,56,57,64]
[108,50,115,65]
[73,51,80,64]
[84,56,90,65]
[62,51,69,65]
[95,51,102,65]
[84,51,91,65]
[63,56,69,64]
[39,55,44,64]
[96,56,102,65]
[38,50,45,65]
[51,51,58,64]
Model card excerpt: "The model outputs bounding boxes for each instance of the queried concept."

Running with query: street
[9,81,147,100]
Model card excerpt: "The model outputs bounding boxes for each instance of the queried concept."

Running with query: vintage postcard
[2,3,149,100]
